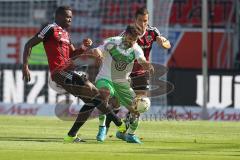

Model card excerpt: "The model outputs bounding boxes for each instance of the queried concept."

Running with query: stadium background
[0,0,239,121]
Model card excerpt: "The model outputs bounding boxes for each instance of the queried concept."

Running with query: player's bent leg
[123,73,149,144]
[97,88,109,137]
[111,82,136,141]
[92,93,124,128]
[116,112,141,143]
[95,79,124,142]
[105,97,121,135]
[52,71,98,143]
[95,86,110,142]
[67,102,95,134]
[64,97,99,143]
[53,71,122,143]
[63,104,95,143]
[94,98,126,141]
[52,70,99,99]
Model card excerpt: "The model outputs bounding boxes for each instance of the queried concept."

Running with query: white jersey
[96,36,145,83]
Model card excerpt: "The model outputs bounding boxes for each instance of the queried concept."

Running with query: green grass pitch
[0,115,240,160]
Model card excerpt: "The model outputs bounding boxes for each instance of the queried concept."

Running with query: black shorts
[130,73,149,91]
[52,70,88,97]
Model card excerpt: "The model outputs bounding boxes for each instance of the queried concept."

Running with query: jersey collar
[53,22,67,32]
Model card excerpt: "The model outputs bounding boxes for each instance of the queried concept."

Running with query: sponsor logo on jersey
[115,60,128,71]
[147,35,153,41]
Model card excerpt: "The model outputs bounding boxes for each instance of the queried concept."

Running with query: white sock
[127,118,139,134]
[99,114,106,126]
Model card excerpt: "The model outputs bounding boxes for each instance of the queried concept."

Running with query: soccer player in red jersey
[99,7,171,143]
[127,7,171,92]
[22,6,126,143]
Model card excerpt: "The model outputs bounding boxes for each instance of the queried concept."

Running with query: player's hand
[82,38,93,48]
[161,37,171,49]
[22,64,31,82]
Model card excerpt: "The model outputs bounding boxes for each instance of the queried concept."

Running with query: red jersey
[120,25,161,77]
[37,23,72,75]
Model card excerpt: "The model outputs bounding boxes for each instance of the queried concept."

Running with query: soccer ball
[133,97,151,113]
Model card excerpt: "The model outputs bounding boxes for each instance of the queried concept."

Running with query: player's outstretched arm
[71,48,103,67]
[86,48,103,59]
[70,38,93,57]
[22,36,42,82]
[156,35,171,49]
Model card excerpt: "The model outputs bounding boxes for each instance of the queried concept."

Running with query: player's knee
[99,88,111,99]
[109,97,120,109]
[86,82,99,95]
[71,71,88,86]
[90,93,106,107]
[81,97,102,109]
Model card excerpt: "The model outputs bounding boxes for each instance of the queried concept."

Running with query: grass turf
[0,115,240,160]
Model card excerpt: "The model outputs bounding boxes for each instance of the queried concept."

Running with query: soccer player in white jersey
[101,7,172,143]
[88,25,153,143]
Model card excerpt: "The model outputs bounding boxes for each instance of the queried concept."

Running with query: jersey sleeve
[37,24,54,40]
[96,37,114,53]
[152,26,161,41]
[96,40,107,53]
